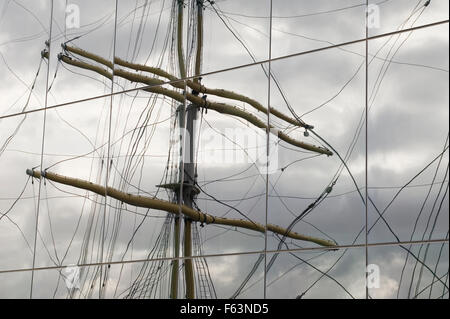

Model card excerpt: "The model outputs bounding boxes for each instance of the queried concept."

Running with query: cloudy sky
[0,0,448,299]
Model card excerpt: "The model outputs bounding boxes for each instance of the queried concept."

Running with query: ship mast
[172,0,203,299]
[27,0,334,299]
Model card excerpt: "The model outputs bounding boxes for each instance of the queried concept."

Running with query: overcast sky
[0,0,448,299]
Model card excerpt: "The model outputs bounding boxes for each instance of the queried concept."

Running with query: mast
[31,0,335,299]
[181,0,204,300]
[182,101,198,299]
[169,0,186,300]
[172,0,202,299]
